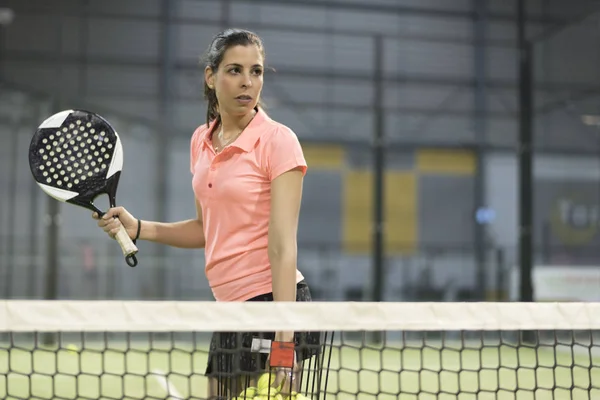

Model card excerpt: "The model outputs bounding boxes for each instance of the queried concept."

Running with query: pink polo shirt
[190,108,306,302]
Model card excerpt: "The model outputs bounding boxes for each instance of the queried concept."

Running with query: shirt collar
[202,107,269,153]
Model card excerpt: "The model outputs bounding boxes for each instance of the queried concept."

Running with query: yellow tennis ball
[254,396,279,400]
[258,386,278,396]
[66,344,79,353]
[286,391,298,399]
[238,386,257,398]
[257,385,284,398]
[257,372,274,391]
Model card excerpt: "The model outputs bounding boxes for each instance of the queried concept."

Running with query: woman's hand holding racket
[92,207,138,242]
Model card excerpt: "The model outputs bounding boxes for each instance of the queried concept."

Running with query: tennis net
[1,301,600,399]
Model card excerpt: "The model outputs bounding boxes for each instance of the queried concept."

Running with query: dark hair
[201,28,266,128]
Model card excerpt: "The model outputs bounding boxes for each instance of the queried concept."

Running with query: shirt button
[208,183,212,188]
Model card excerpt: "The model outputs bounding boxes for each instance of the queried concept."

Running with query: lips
[236,95,252,100]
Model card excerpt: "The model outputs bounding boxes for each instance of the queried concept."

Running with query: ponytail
[204,80,220,129]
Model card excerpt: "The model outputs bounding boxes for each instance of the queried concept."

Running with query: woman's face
[206,44,264,118]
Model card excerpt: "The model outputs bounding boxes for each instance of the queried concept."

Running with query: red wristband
[270,341,295,368]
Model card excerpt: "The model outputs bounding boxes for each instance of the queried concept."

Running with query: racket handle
[115,224,139,267]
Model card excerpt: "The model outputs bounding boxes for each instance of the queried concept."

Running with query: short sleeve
[265,126,308,181]
[190,126,204,175]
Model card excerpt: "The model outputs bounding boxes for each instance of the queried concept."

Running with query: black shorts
[205,280,322,378]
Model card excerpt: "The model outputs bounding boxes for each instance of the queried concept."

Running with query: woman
[93,28,320,398]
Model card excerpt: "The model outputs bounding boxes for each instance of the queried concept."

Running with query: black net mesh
[1,328,599,399]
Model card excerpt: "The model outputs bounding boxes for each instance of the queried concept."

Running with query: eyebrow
[224,63,263,68]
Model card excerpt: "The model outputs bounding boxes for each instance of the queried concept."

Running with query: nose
[241,73,252,88]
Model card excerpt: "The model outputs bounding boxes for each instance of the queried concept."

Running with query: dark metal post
[371,34,385,344]
[495,248,505,301]
[0,126,6,293]
[372,34,385,303]
[28,148,40,298]
[473,0,488,300]
[43,121,60,345]
[45,189,60,302]
[78,0,90,99]
[106,241,116,299]
[28,102,46,298]
[4,114,20,298]
[0,7,6,78]
[42,4,65,345]
[43,125,61,345]
[45,4,66,305]
[517,0,534,305]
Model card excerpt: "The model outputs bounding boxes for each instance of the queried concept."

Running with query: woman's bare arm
[139,198,206,249]
[268,167,304,341]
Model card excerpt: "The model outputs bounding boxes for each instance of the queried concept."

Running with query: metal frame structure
[2,0,600,304]
[4,1,599,125]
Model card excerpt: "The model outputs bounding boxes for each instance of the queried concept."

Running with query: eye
[252,68,263,76]
[229,67,240,74]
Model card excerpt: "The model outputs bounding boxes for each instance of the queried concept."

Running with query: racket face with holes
[29,109,139,267]
[29,109,123,215]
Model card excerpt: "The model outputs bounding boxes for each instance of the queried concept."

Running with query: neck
[218,108,257,140]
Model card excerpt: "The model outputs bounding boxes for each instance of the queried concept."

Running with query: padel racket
[28,109,139,267]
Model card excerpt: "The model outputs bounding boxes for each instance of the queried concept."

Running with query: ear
[204,66,215,89]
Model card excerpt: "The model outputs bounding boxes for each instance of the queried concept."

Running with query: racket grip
[115,224,139,267]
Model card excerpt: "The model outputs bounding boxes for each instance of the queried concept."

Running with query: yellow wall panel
[343,170,372,253]
[417,149,475,175]
[385,172,417,254]
[301,144,344,169]
[343,170,417,254]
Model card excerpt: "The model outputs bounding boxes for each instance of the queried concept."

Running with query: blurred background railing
[2,232,599,303]
[2,0,600,304]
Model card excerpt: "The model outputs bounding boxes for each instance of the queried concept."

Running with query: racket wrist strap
[133,219,141,243]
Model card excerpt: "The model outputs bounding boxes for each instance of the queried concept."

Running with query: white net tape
[2,301,600,332]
